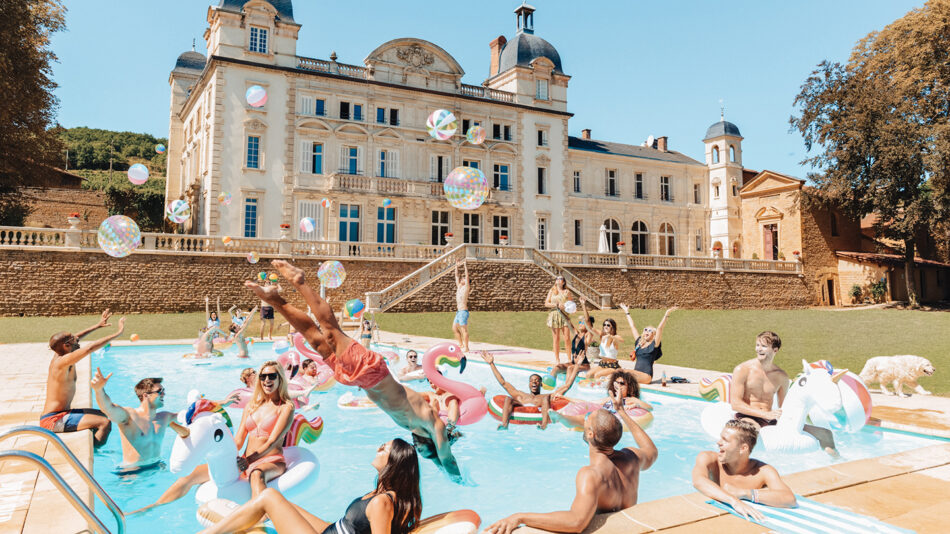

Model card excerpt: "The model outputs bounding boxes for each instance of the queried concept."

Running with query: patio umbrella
[598,225,609,253]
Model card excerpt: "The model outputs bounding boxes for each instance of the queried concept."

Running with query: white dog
[859,356,936,397]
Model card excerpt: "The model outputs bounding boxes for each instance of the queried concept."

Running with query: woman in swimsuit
[358,319,373,349]
[544,275,574,365]
[581,298,625,381]
[206,296,222,329]
[234,361,295,498]
[230,306,258,358]
[200,438,422,534]
[549,315,594,380]
[621,304,676,384]
[550,370,652,429]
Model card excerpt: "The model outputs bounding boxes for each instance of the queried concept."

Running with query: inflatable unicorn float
[700,360,872,453]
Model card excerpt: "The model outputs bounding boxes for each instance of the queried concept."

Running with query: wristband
[751,489,758,504]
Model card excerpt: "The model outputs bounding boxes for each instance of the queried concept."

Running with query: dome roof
[704,120,742,141]
[218,0,295,23]
[174,51,207,72]
[498,32,564,74]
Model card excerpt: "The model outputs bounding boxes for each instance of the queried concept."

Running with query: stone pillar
[65,216,81,249]
[279,225,292,256]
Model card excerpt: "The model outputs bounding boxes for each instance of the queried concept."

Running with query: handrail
[0,426,125,534]
[365,244,466,312]
[0,450,113,534]
[530,248,611,309]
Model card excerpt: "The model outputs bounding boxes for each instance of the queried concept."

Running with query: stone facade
[21,188,109,231]
[0,250,810,317]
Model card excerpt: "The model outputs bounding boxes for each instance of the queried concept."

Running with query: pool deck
[1,334,949,533]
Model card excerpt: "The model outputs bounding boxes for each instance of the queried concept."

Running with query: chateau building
[166,0,749,257]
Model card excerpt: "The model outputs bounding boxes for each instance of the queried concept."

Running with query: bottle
[661,371,667,387]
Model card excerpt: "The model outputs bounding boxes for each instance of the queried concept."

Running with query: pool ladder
[0,425,125,534]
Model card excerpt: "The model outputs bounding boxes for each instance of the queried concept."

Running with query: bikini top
[600,336,619,358]
[323,493,395,534]
[245,409,280,439]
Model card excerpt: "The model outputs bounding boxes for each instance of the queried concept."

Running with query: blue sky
[52,0,923,178]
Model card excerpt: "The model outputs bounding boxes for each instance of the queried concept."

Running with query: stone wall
[21,188,109,231]
[1,250,813,316]
[801,206,863,306]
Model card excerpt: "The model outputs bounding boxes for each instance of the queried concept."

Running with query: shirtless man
[90,369,186,473]
[250,259,463,480]
[692,419,797,521]
[452,260,471,352]
[397,349,424,381]
[41,310,124,447]
[731,331,837,455]
[485,388,658,534]
[481,351,581,430]
[195,325,227,357]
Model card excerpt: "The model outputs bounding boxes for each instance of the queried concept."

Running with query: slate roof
[218,0,295,23]
[703,120,742,141]
[174,51,206,72]
[568,136,704,166]
[498,32,564,74]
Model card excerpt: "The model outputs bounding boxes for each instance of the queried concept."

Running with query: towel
[706,495,915,534]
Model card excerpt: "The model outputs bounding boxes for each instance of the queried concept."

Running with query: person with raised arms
[452,260,471,352]
[480,351,581,430]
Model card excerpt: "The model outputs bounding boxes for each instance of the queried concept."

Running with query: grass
[4,308,948,394]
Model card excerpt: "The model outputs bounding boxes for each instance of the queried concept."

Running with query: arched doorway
[604,218,621,252]
[658,223,675,256]
[631,221,648,255]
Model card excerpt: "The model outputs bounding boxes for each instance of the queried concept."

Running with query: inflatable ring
[183,350,224,359]
[337,391,379,411]
[212,337,233,350]
[487,394,569,425]
[197,499,276,532]
[699,374,732,402]
[557,400,654,430]
[400,369,427,382]
[412,509,481,534]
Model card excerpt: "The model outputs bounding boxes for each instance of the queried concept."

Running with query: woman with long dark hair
[200,438,422,534]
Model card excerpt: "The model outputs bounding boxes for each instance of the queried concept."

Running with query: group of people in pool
[41,261,810,533]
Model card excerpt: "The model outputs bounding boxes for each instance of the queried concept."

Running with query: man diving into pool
[251,259,462,480]
[42,310,123,447]
[485,388,658,534]
[480,351,581,430]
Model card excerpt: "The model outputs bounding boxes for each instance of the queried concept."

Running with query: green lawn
[3,308,948,394]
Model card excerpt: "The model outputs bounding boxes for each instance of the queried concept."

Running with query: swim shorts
[40,408,105,433]
[735,413,777,427]
[326,342,390,389]
[454,310,470,326]
[261,306,275,320]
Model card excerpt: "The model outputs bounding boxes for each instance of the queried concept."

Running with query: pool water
[91,342,940,532]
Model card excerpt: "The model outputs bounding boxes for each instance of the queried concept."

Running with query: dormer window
[249,27,268,54]
[536,80,548,100]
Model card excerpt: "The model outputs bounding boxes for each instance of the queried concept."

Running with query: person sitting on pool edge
[621,303,676,385]
[549,315,595,380]
[731,331,837,456]
[480,351,582,430]
[249,259,464,481]
[42,310,123,447]
[692,419,796,521]
[484,389,658,534]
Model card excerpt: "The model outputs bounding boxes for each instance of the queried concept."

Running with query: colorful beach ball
[444,166,489,210]
[97,215,142,258]
[382,198,392,207]
[127,163,149,185]
[217,192,232,206]
[320,198,332,208]
[155,144,166,154]
[247,251,260,264]
[268,273,279,283]
[222,236,232,245]
[258,271,268,282]
[299,217,316,233]
[466,125,486,145]
[345,298,365,319]
[165,199,191,224]
[245,85,267,108]
[426,109,457,141]
[317,260,346,288]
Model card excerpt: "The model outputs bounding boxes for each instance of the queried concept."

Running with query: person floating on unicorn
[731,331,838,456]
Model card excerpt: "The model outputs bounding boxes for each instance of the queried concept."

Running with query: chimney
[489,35,507,77]
[657,136,668,152]
[581,129,591,140]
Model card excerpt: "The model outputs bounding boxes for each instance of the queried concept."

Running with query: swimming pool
[90,342,941,531]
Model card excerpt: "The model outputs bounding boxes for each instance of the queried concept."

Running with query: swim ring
[557,399,654,430]
[400,368,427,382]
[337,391,380,411]
[412,510,481,534]
[487,395,569,425]
[212,337,233,350]
[183,350,224,359]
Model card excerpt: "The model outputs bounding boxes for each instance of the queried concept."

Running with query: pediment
[365,38,465,77]
[741,170,803,195]
[373,127,403,140]
[754,206,784,220]
[489,143,517,155]
[536,154,551,165]
[244,118,267,131]
[335,123,369,136]
[297,118,332,131]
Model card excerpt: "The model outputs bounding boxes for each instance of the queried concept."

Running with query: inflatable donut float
[487,395,569,425]
[557,399,654,430]
[337,391,380,412]
[412,509,481,534]
[183,350,224,359]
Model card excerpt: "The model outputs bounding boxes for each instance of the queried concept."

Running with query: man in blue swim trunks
[41,310,123,447]
[452,260,471,352]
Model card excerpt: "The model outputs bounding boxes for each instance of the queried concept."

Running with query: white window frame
[536,79,549,100]
[573,171,581,193]
[493,163,510,191]
[246,135,261,170]
[376,206,397,244]
[660,176,672,202]
[462,159,480,170]
[378,149,398,178]
[693,183,702,204]
[606,169,618,197]
[431,210,450,245]
[249,26,268,54]
[243,197,259,238]
[695,228,703,252]
[463,213,481,244]
[659,222,676,256]
[634,173,644,199]
[297,199,324,240]
[537,167,547,195]
[338,203,362,242]
[631,221,648,255]
[492,215,510,245]
[431,154,452,182]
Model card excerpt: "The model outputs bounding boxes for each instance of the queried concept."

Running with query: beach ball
[832,371,872,433]
[426,109,457,141]
[345,298,365,319]
[222,236,232,245]
[317,260,346,288]
[299,217,316,233]
[444,166,489,210]
[96,215,142,258]
[130,334,140,342]
[563,301,577,314]
[165,200,191,224]
[466,125,486,145]
[267,273,279,283]
[320,198,331,208]
[245,85,267,108]
[127,163,149,185]
[218,192,232,206]
[155,144,166,154]
[382,198,392,207]
[247,251,260,264]
[273,340,291,355]
[258,271,268,282]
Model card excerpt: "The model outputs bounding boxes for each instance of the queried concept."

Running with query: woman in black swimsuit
[621,304,677,384]
[201,438,422,534]
[549,315,594,379]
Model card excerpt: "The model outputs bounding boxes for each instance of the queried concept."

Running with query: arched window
[604,218,621,252]
[658,222,675,256]
[729,145,736,162]
[712,146,720,164]
[631,221,648,255]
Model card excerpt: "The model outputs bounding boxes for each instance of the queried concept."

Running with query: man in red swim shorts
[246,260,462,480]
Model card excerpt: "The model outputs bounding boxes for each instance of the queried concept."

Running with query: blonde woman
[621,304,676,384]
[234,361,295,497]
[544,276,574,364]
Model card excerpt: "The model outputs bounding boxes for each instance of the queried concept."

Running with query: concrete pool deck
[1,334,948,533]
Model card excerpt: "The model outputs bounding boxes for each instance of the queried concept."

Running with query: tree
[791,0,950,307]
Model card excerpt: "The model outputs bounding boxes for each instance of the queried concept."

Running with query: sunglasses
[614,381,626,386]
[407,355,417,360]
[259,372,280,382]
[149,387,166,396]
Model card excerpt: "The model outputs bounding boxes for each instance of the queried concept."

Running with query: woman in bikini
[550,370,652,429]
[548,315,594,381]
[357,319,374,349]
[200,438,423,534]
[544,275,574,365]
[621,304,676,384]
[234,361,295,498]
[229,306,258,358]
[581,298,624,381]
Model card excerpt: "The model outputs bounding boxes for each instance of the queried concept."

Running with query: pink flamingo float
[421,342,488,426]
